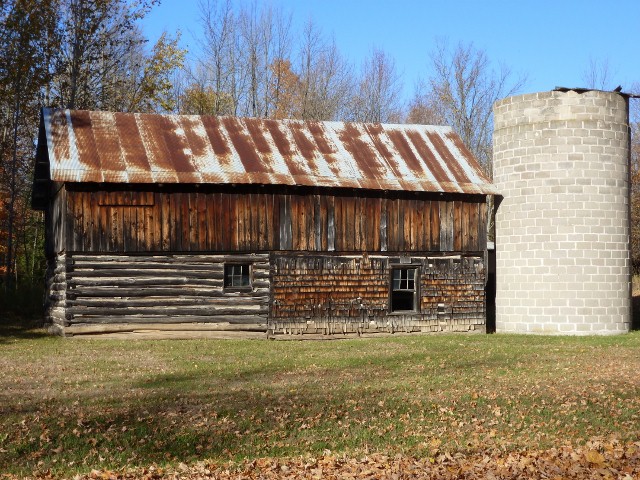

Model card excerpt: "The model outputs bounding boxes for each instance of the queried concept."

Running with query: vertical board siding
[270,254,485,335]
[64,188,488,254]
[45,187,66,256]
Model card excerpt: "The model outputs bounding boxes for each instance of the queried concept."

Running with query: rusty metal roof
[35,108,497,196]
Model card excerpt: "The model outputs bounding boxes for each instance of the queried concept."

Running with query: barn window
[390,267,418,312]
[224,264,251,289]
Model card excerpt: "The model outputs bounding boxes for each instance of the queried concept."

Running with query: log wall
[269,254,485,335]
[61,186,487,255]
[58,253,270,335]
[44,252,67,334]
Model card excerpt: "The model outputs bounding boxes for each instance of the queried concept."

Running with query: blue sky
[144,0,640,100]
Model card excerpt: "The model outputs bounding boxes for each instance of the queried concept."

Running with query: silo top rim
[554,86,640,98]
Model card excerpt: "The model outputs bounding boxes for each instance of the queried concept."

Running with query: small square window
[224,264,251,289]
[390,267,418,312]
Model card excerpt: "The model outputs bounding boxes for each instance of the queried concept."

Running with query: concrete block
[494,89,630,336]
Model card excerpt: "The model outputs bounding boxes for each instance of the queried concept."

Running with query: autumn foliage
[0,0,183,297]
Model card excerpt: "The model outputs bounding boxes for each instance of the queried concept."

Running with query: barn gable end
[33,109,496,337]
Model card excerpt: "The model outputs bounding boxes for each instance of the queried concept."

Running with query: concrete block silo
[493,89,631,334]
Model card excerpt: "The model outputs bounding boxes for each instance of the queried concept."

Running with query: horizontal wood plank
[66,315,268,325]
[64,323,268,334]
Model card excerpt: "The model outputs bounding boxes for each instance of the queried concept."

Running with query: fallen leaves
[585,449,605,466]
[53,439,640,479]
[3,333,640,478]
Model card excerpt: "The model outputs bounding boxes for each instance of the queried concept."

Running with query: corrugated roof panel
[89,112,126,182]
[55,110,81,178]
[113,112,151,181]
[175,116,215,176]
[444,132,489,185]
[395,129,452,189]
[386,129,440,186]
[307,123,360,182]
[426,131,472,187]
[39,108,498,195]
[287,121,323,177]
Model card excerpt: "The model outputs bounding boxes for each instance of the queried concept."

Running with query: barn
[32,109,497,337]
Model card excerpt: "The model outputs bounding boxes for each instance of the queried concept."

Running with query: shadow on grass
[4,331,640,477]
[5,361,636,478]
[2,370,377,476]
[0,316,49,342]
[0,284,47,342]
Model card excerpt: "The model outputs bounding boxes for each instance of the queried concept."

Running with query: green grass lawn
[1,323,639,477]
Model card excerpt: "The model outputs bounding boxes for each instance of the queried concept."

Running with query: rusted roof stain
[37,109,497,195]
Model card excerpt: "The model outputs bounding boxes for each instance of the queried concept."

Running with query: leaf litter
[2,333,640,478]
[16,439,640,479]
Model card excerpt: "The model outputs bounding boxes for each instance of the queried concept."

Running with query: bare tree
[262,6,292,118]
[413,40,525,175]
[236,2,291,117]
[193,4,354,122]
[51,0,157,110]
[196,0,291,118]
[294,20,354,121]
[582,57,616,90]
[406,79,444,125]
[197,0,238,115]
[349,48,403,123]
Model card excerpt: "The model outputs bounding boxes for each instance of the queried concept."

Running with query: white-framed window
[390,267,418,312]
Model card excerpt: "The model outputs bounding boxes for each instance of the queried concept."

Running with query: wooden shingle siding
[421,257,485,322]
[269,254,485,335]
[62,186,487,255]
[63,253,270,330]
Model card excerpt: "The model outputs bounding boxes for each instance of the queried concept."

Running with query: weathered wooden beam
[67,268,270,280]
[67,315,268,325]
[64,322,269,334]
[67,305,268,317]
[69,253,270,263]
[67,295,269,308]
[67,287,270,298]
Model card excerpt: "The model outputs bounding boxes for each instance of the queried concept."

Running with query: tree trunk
[4,95,20,289]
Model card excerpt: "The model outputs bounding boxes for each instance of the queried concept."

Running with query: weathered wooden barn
[32,108,497,337]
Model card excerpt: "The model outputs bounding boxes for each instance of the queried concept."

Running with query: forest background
[0,0,638,318]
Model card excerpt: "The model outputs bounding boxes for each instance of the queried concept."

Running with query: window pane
[224,264,251,288]
[391,291,415,311]
[392,268,416,291]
